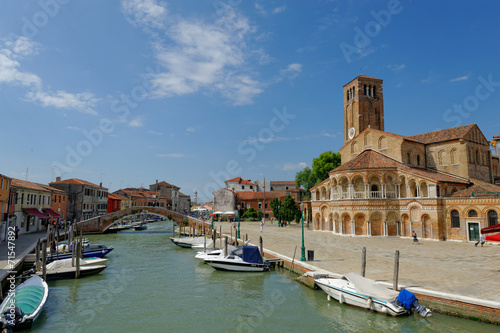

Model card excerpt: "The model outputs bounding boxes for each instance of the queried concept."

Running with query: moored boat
[315,273,431,317]
[170,237,212,248]
[47,243,114,260]
[0,275,48,331]
[204,245,270,272]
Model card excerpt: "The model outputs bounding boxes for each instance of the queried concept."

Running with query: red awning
[43,208,61,218]
[481,223,500,234]
[23,208,49,219]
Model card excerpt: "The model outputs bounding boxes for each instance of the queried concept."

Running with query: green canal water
[30,221,496,332]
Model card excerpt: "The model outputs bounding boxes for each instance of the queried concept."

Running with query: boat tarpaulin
[345,272,399,303]
[231,245,263,264]
[23,209,49,219]
[481,223,500,234]
[397,289,417,310]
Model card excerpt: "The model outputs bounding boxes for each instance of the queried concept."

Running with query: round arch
[370,212,383,236]
[353,212,366,236]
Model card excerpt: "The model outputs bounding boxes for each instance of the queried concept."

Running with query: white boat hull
[204,260,269,272]
[315,278,408,316]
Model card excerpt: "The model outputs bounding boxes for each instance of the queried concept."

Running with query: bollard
[361,247,366,277]
[393,250,400,291]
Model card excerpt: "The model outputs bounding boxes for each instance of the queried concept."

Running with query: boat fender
[327,294,331,301]
[339,292,344,304]
[366,297,372,310]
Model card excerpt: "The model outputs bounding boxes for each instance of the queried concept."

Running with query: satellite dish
[348,127,356,140]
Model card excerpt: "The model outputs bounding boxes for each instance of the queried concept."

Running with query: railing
[386,191,397,198]
[353,191,365,199]
[341,192,349,199]
[370,191,382,198]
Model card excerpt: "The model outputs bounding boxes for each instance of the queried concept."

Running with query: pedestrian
[260,219,264,232]
[475,234,485,247]
[15,226,19,239]
[412,231,418,243]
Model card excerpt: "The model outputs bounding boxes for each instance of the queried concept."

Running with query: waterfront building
[179,192,191,214]
[0,174,12,240]
[214,177,304,218]
[310,75,500,242]
[37,184,67,226]
[49,177,108,221]
[107,193,123,213]
[150,181,181,211]
[11,179,52,234]
[114,188,168,208]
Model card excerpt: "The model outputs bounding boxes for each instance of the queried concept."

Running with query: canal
[31,221,497,332]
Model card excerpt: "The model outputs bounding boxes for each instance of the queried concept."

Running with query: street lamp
[300,202,306,261]
[237,204,241,239]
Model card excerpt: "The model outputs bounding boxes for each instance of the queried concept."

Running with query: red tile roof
[450,178,500,198]
[152,181,179,189]
[270,181,296,185]
[110,193,129,200]
[225,177,256,185]
[11,179,51,192]
[179,192,190,197]
[36,183,67,194]
[50,178,107,189]
[327,149,468,184]
[494,134,500,139]
[406,124,475,144]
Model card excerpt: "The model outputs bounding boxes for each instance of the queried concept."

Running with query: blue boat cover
[397,289,417,310]
[230,246,263,264]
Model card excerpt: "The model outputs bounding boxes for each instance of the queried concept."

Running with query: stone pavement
[214,221,500,304]
[0,230,47,282]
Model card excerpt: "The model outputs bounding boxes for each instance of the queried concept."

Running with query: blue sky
[1,0,499,202]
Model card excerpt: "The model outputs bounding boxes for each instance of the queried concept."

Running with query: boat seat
[8,286,45,315]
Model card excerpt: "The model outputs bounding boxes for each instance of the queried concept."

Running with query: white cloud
[255,3,267,16]
[156,153,185,158]
[281,162,307,171]
[121,0,167,30]
[26,90,99,115]
[128,116,145,127]
[136,8,263,105]
[5,36,40,57]
[186,127,196,132]
[273,6,286,14]
[387,63,405,72]
[148,130,162,135]
[280,63,302,80]
[450,75,469,82]
[66,126,81,131]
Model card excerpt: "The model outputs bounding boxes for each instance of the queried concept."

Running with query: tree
[242,207,259,220]
[270,197,281,220]
[280,194,300,223]
[296,151,341,195]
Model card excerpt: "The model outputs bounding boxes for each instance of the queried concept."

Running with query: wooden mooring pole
[361,247,366,277]
[224,236,228,256]
[35,239,41,272]
[393,250,400,291]
[259,236,263,258]
[42,242,47,281]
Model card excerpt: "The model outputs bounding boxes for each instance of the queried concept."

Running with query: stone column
[364,183,369,199]
[367,220,371,236]
[311,191,316,201]
[406,185,411,198]
[381,183,387,198]
[351,220,356,235]
[395,183,400,198]
[331,187,335,200]
[348,184,354,199]
[383,220,388,236]
[339,219,343,234]
[336,186,342,199]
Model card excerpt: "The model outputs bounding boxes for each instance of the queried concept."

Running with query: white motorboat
[195,245,238,260]
[0,276,48,331]
[46,257,108,268]
[315,273,431,317]
[204,245,270,272]
[170,237,213,248]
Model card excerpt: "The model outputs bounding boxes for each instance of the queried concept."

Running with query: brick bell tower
[343,75,384,143]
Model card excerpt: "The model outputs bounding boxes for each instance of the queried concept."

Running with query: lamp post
[300,203,306,261]
[237,204,241,239]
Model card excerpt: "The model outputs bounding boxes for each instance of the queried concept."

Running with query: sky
[1,0,499,203]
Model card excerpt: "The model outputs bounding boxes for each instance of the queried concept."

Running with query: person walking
[475,233,485,247]
[412,231,418,243]
[260,219,264,232]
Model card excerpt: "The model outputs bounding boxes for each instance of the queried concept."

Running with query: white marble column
[348,184,354,199]
[416,184,421,198]
[364,183,369,198]
[367,220,371,236]
[381,183,387,198]
[383,220,388,236]
[406,185,411,198]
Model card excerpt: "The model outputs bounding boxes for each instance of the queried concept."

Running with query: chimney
[56,176,61,182]
[100,182,102,187]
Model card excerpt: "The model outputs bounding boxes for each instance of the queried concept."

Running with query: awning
[43,208,61,218]
[24,208,49,219]
[481,223,500,234]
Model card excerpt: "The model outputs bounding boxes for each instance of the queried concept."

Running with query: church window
[468,210,478,217]
[364,84,367,95]
[352,87,355,98]
[364,132,369,146]
[346,91,350,101]
[488,210,498,226]
[373,86,376,98]
[417,155,421,166]
[451,210,460,228]
[351,141,358,153]
[378,136,386,149]
[407,152,411,164]
[438,150,445,165]
[475,149,480,165]
[450,149,457,164]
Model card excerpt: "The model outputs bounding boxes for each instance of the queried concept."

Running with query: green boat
[0,276,48,331]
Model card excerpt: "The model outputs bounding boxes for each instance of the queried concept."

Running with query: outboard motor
[2,306,24,330]
[397,289,432,317]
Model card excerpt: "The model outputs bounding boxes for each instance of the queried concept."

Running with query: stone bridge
[76,206,206,233]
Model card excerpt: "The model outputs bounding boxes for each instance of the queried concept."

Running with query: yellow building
[310,75,500,242]
[11,179,52,234]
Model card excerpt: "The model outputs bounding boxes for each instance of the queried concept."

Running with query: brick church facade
[310,75,500,242]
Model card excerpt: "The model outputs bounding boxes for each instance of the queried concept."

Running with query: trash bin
[307,250,314,261]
